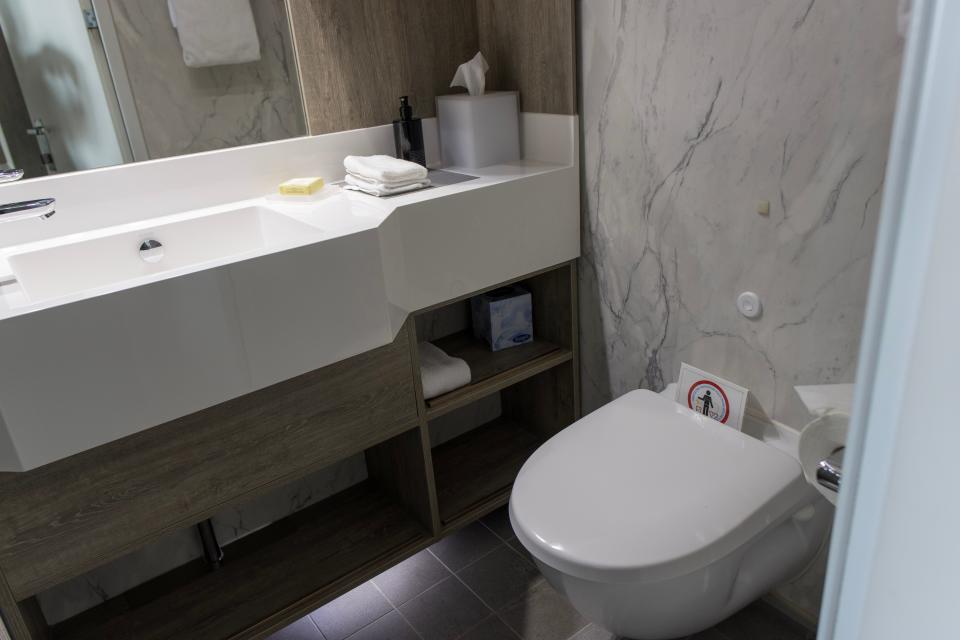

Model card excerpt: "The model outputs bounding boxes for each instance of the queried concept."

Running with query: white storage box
[471,285,533,351]
[436,91,520,168]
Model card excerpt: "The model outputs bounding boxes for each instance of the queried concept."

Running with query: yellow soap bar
[278,177,325,195]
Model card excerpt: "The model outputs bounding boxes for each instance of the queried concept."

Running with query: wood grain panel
[288,0,479,134]
[365,428,436,533]
[525,263,575,347]
[0,326,419,600]
[476,0,577,114]
[0,568,33,640]
[503,360,576,440]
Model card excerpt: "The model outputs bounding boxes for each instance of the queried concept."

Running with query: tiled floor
[268,506,815,640]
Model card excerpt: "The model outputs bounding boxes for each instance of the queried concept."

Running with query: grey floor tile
[310,582,393,640]
[460,614,521,640]
[429,521,501,571]
[714,601,813,640]
[398,576,492,640]
[373,549,451,606]
[569,624,618,640]
[267,615,325,640]
[480,505,517,541]
[500,578,589,640]
[507,536,536,566]
[344,610,419,640]
[457,545,542,611]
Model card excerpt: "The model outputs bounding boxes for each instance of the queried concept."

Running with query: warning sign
[676,363,749,431]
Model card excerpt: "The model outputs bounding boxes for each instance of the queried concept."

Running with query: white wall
[820,1,960,638]
[0,0,125,172]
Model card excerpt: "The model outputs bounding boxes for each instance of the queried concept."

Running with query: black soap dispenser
[393,96,426,167]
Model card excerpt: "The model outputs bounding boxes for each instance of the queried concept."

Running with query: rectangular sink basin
[8,206,320,303]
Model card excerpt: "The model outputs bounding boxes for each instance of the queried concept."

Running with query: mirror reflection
[0,0,306,181]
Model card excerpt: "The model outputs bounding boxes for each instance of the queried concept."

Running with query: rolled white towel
[344,174,430,197]
[344,155,428,184]
[418,342,471,400]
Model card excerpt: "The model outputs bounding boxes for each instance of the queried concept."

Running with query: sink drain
[139,239,164,263]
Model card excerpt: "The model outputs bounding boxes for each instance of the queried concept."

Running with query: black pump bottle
[393,96,426,167]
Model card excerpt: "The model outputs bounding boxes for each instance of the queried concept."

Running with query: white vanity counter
[0,115,579,471]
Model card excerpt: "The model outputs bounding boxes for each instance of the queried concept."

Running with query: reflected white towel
[168,0,261,68]
[418,342,471,400]
[344,174,430,197]
[344,155,428,184]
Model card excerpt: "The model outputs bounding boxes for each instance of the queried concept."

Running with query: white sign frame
[675,363,749,431]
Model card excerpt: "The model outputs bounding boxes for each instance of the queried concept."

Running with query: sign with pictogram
[675,363,749,431]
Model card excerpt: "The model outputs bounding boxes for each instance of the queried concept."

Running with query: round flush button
[737,291,762,319]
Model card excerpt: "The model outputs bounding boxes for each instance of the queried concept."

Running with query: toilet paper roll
[798,412,849,505]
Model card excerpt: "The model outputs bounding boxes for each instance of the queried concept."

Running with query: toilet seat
[510,390,812,584]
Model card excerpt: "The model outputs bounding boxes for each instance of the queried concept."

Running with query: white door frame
[818,0,960,637]
[89,0,149,162]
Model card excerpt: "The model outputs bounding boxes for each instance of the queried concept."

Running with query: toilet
[509,389,831,640]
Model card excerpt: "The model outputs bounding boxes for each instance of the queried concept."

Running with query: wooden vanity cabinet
[0,260,579,640]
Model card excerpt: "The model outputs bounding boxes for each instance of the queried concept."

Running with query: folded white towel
[345,172,425,189]
[418,342,471,400]
[168,0,261,68]
[344,155,428,184]
[344,174,430,197]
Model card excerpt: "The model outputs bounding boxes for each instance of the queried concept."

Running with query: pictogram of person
[700,389,714,416]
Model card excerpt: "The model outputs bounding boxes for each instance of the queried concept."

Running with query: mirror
[0,0,306,181]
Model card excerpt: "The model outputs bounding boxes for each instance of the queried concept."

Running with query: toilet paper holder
[816,447,844,493]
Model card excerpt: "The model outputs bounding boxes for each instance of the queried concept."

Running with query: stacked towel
[418,342,472,400]
[343,155,430,197]
[168,0,261,68]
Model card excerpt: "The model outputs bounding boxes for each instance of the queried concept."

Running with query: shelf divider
[425,332,572,420]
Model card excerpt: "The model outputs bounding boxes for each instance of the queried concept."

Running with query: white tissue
[450,52,490,96]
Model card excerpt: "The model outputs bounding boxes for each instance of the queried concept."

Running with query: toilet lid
[509,389,813,584]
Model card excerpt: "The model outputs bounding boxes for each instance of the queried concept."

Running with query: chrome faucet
[0,168,56,221]
[0,169,24,184]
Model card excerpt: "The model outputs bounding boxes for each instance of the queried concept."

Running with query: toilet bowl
[509,389,831,640]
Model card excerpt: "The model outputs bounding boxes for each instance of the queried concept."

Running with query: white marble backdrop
[578,0,903,620]
[108,0,305,159]
[579,0,902,425]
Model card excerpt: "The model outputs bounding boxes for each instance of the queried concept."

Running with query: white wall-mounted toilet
[509,389,831,639]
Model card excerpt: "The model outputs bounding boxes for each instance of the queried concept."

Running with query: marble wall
[108,0,305,159]
[578,0,903,622]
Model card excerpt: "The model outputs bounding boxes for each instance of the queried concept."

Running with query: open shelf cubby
[425,331,573,419]
[432,416,543,526]
[415,263,580,528]
[416,262,578,417]
[48,428,434,640]
[430,360,577,528]
[53,483,428,640]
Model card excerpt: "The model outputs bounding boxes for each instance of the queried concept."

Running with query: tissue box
[436,92,520,168]
[471,285,533,351]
